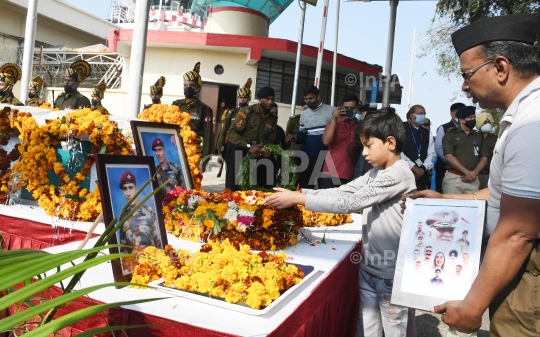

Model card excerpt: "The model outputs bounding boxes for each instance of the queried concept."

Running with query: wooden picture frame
[95,154,168,285]
[392,198,486,311]
[131,121,194,200]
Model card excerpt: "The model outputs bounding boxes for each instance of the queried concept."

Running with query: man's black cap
[455,106,476,119]
[452,13,540,56]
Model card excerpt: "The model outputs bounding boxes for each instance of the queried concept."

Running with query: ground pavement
[200,156,491,336]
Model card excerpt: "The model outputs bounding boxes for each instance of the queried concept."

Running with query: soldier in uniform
[441,106,489,194]
[0,63,23,106]
[54,60,91,110]
[475,111,498,189]
[143,76,166,111]
[172,62,213,171]
[27,76,45,107]
[118,171,161,250]
[90,82,109,114]
[227,86,278,191]
[285,97,305,151]
[152,137,185,198]
[216,78,252,189]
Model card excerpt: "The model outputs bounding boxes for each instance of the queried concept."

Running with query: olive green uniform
[0,93,23,106]
[26,96,44,107]
[216,107,240,155]
[90,104,109,115]
[478,133,498,189]
[442,125,489,194]
[227,103,278,190]
[54,91,91,110]
[171,98,213,159]
[285,114,303,150]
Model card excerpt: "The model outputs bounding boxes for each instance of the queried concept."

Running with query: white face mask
[480,123,493,133]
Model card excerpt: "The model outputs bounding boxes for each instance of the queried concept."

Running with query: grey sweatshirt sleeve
[305,163,413,214]
[302,174,369,197]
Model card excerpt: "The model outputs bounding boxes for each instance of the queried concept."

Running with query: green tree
[422,0,540,81]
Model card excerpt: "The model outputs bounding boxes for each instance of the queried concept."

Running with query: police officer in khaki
[27,76,45,107]
[216,78,252,190]
[442,105,488,194]
[90,82,109,114]
[54,60,91,110]
[152,137,185,198]
[172,62,213,169]
[0,63,23,106]
[475,111,497,189]
[143,76,166,111]
[227,86,278,191]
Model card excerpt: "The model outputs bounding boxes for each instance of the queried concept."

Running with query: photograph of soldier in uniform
[107,166,163,275]
[131,122,194,198]
[394,200,485,309]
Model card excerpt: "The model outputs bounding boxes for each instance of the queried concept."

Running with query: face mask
[454,117,459,123]
[414,114,426,126]
[64,84,76,94]
[355,114,362,121]
[184,87,196,99]
[306,101,318,110]
[260,102,273,112]
[464,120,477,130]
[91,99,100,106]
[152,98,161,104]
[480,123,493,133]
[238,102,249,108]
[28,92,36,99]
[220,104,226,107]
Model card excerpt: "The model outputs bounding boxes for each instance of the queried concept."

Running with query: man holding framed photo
[403,14,540,336]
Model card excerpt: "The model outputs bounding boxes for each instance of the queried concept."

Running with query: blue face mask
[455,117,459,123]
[414,114,426,126]
[355,114,362,121]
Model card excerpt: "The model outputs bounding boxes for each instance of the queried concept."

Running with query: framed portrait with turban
[391,198,486,310]
[130,121,194,199]
[95,154,168,285]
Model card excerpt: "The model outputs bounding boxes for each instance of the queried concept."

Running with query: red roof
[108,29,382,75]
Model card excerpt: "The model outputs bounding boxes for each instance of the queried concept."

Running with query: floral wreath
[10,108,134,221]
[138,104,201,190]
[0,107,21,203]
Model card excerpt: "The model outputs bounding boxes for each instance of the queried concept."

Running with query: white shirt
[487,76,540,238]
[401,126,437,171]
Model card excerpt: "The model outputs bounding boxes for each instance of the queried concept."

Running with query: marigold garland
[131,239,305,309]
[298,205,353,227]
[0,107,21,203]
[10,108,134,221]
[138,104,201,190]
[38,103,60,111]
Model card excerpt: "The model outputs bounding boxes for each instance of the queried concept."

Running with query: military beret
[455,106,476,119]
[418,236,423,240]
[257,86,275,99]
[452,13,540,56]
[119,171,136,189]
[152,137,165,150]
[463,230,469,234]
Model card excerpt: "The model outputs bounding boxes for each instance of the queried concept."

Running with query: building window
[256,57,361,106]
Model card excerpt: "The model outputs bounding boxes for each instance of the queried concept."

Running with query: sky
[65,0,471,131]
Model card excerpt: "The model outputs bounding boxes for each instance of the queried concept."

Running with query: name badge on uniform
[249,122,257,128]
[455,138,461,141]
[473,140,479,156]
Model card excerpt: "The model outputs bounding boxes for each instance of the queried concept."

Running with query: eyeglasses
[461,60,494,81]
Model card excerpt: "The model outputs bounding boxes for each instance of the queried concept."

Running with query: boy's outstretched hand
[263,188,306,209]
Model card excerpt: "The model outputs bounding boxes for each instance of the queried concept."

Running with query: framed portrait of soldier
[391,198,486,311]
[131,121,194,200]
[95,154,168,285]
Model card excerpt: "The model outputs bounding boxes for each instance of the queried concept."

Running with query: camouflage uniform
[120,204,160,248]
[156,161,185,197]
[54,91,91,110]
[0,93,23,106]
[26,96,44,107]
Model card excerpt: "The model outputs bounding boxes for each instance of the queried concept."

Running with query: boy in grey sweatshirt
[265,110,417,337]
